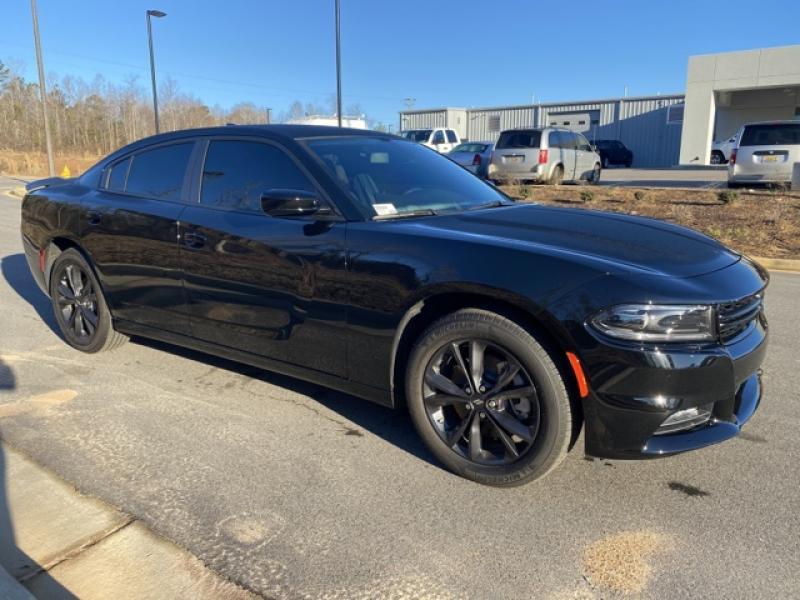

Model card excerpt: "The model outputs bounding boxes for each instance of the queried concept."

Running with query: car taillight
[730,148,737,165]
[472,154,482,166]
[538,149,548,164]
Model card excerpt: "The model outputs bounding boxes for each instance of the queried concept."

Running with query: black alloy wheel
[423,339,540,465]
[55,262,99,343]
[406,309,572,486]
[49,248,128,353]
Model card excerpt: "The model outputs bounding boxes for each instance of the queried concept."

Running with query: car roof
[99,124,396,165]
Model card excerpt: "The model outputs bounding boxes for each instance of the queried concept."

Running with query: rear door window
[126,143,194,201]
[496,131,541,149]
[740,123,800,146]
[446,130,458,143]
[200,140,315,212]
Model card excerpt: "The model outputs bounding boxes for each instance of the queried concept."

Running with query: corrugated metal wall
[400,95,685,167]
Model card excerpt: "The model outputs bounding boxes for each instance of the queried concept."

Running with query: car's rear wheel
[406,309,572,486]
[710,151,725,165]
[549,165,564,186]
[49,248,127,353]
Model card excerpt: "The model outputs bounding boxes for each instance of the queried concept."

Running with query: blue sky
[2,0,799,126]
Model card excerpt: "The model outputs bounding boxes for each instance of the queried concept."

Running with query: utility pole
[30,0,55,176]
[265,108,272,124]
[334,0,342,127]
[146,9,167,134]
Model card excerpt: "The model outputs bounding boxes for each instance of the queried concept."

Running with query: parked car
[489,127,601,185]
[22,125,768,486]
[447,141,494,178]
[711,132,739,164]
[593,139,633,168]
[400,127,460,153]
[728,120,800,187]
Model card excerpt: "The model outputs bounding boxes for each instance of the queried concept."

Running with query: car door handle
[181,231,207,249]
[86,212,102,226]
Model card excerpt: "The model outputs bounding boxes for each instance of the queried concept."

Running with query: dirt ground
[500,183,800,260]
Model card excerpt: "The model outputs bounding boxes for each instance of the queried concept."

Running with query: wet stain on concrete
[667,481,710,497]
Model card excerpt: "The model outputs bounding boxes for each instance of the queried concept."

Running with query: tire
[588,163,601,185]
[710,151,725,165]
[49,248,128,353]
[624,159,632,168]
[549,165,564,186]
[405,309,572,486]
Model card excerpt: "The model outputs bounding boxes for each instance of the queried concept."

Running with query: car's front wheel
[49,248,128,353]
[406,309,572,486]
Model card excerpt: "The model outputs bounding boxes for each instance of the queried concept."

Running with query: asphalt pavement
[0,177,798,599]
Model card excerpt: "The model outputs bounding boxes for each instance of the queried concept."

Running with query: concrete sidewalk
[0,443,255,599]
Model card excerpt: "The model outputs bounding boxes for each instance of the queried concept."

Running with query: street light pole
[146,9,166,134]
[334,0,342,127]
[30,0,55,176]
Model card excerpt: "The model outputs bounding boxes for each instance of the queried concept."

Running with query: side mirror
[260,189,322,217]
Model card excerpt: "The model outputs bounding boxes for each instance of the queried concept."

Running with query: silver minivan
[489,128,601,184]
[728,120,800,187]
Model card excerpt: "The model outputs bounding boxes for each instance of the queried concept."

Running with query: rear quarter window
[740,123,800,146]
[496,131,541,149]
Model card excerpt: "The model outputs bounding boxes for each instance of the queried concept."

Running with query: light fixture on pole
[30,0,55,176]
[334,0,342,127]
[146,9,167,134]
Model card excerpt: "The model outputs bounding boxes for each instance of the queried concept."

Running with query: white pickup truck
[400,127,461,153]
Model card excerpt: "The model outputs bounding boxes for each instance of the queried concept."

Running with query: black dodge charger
[20,125,768,486]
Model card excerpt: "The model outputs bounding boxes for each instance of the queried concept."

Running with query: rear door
[80,141,197,335]
[736,123,800,181]
[574,133,596,179]
[551,131,577,180]
[493,130,541,178]
[179,137,348,376]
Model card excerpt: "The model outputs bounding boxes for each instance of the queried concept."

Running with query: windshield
[401,129,433,142]
[306,136,509,218]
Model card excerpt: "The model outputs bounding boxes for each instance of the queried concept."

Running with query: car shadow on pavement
[0,358,75,598]
[1,253,60,335]
[135,338,442,470]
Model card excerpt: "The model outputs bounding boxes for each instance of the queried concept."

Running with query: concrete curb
[752,256,800,273]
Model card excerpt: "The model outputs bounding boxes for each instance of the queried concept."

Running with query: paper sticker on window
[370,152,390,164]
[373,203,398,216]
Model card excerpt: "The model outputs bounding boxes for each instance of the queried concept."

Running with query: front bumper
[581,317,768,460]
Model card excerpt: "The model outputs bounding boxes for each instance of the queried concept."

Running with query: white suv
[401,128,461,153]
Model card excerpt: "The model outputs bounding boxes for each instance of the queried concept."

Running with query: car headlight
[590,304,715,342]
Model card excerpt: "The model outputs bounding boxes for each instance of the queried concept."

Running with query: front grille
[717,292,764,343]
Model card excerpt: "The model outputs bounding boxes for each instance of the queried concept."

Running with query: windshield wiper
[373,209,438,221]
[466,200,510,211]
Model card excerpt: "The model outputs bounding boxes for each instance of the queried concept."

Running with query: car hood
[421,203,740,277]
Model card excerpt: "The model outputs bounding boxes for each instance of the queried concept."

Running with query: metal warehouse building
[399,44,800,168]
[399,94,686,167]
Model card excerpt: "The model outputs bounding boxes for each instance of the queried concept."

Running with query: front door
[179,138,348,376]
[80,141,196,335]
